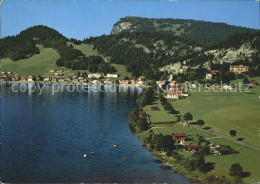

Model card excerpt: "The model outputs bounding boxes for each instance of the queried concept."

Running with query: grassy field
[70,43,132,78]
[68,42,100,57]
[172,81,260,148]
[111,64,132,78]
[143,100,178,123]
[1,43,132,78]
[1,45,89,77]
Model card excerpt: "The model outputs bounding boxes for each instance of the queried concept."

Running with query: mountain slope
[111,16,257,47]
[84,32,203,78]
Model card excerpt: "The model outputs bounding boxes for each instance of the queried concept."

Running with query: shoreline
[136,132,199,183]
[0,81,149,89]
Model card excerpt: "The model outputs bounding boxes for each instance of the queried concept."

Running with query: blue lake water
[0,84,189,183]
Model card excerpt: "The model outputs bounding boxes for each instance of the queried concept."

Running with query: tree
[243,77,249,85]
[128,108,139,122]
[183,112,193,122]
[230,163,243,177]
[230,130,237,137]
[197,119,205,126]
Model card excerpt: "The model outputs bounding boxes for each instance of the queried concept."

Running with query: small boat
[112,143,117,147]
[91,152,95,155]
[102,139,107,142]
[82,147,87,150]
[84,154,87,158]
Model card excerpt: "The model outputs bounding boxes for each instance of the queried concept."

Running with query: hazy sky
[1,0,259,39]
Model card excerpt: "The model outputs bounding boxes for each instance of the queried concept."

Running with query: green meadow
[1,43,132,78]
[171,83,260,148]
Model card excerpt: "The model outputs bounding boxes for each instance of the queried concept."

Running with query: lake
[0,84,189,183]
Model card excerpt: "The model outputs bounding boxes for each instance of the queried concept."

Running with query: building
[43,77,50,82]
[78,77,86,83]
[206,73,213,80]
[139,111,147,118]
[230,65,249,73]
[166,89,183,99]
[211,70,219,74]
[104,78,113,85]
[150,106,159,111]
[122,80,130,85]
[186,144,198,152]
[104,56,112,63]
[106,73,118,78]
[137,80,145,85]
[173,133,187,144]
[27,75,34,82]
[92,80,100,84]
[88,73,102,79]
[250,80,259,86]
[217,147,231,155]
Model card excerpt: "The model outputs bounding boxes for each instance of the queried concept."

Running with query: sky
[1,0,259,39]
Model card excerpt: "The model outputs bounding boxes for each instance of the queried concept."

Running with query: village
[0,64,258,99]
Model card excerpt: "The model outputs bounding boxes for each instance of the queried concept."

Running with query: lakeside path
[176,115,260,152]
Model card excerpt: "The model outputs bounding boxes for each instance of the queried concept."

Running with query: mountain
[111,16,257,47]
[84,32,203,78]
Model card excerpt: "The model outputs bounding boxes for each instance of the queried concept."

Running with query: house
[206,73,213,80]
[14,72,19,79]
[72,78,79,83]
[104,56,112,63]
[150,106,159,111]
[186,144,198,152]
[51,77,57,83]
[170,81,177,88]
[43,77,50,82]
[65,76,72,83]
[104,78,113,85]
[250,80,259,86]
[27,75,34,82]
[58,70,64,76]
[106,73,118,78]
[191,83,197,88]
[173,133,186,144]
[230,65,249,73]
[139,111,147,118]
[58,78,65,83]
[21,77,27,82]
[78,77,86,83]
[131,76,137,83]
[211,70,219,74]
[137,80,145,85]
[217,147,231,155]
[88,73,102,79]
[166,89,183,99]
[92,79,100,84]
[181,92,189,97]
[223,85,233,90]
[122,80,130,85]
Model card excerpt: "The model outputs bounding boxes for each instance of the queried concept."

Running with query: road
[172,115,260,152]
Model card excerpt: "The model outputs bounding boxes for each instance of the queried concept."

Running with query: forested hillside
[111,16,257,47]
[0,25,116,74]
[84,32,202,79]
